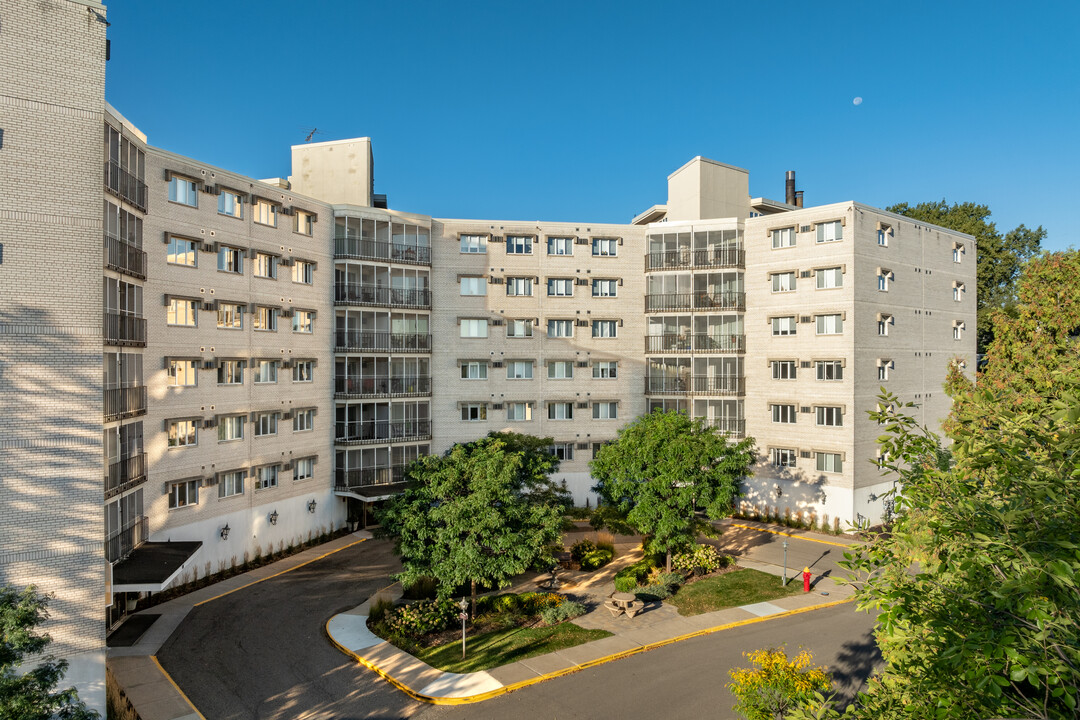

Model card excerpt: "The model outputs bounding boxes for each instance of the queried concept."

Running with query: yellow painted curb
[729,523,854,548]
[330,595,856,705]
[194,538,367,607]
[151,655,207,720]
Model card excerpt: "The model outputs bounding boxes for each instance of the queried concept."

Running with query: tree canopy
[590,411,755,570]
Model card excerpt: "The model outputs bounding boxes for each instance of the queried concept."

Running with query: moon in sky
[853,97,863,106]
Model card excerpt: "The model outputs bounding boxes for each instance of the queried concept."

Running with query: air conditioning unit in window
[491,403,504,410]
[282,411,293,420]
[490,319,504,326]
[492,361,504,368]
[576,442,590,450]
[800,316,812,324]
[800,225,812,233]
[488,277,503,284]
[574,278,589,286]
[201,476,218,487]
[800,407,812,414]
[281,308,294,318]
[202,184,216,194]
[575,238,590,245]
[576,361,589,368]
[800,361,811,368]
[575,319,590,327]
[201,242,217,253]
[799,450,812,459]
[800,270,811,278]
[576,402,589,409]
[202,418,216,429]
[280,360,292,369]
[282,462,293,472]
[202,301,216,311]
[280,206,294,216]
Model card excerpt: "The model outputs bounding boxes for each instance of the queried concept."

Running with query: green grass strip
[667,568,803,616]
[415,622,612,674]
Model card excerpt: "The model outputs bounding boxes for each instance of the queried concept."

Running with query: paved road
[157,531,878,720]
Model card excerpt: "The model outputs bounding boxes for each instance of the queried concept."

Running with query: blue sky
[105,1,1078,250]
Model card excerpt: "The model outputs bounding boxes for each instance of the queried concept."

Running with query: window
[461,234,487,254]
[166,236,197,267]
[771,227,796,248]
[770,448,797,468]
[816,452,842,473]
[549,443,574,461]
[816,361,843,381]
[461,404,487,421]
[460,277,486,296]
[506,236,533,254]
[771,404,796,424]
[548,402,574,420]
[593,361,617,379]
[168,176,198,207]
[592,279,618,297]
[292,310,314,334]
[292,260,314,285]
[217,360,243,385]
[461,361,488,379]
[953,282,965,302]
[167,420,197,448]
[254,252,278,279]
[218,415,244,442]
[253,360,278,384]
[254,413,278,437]
[506,277,533,296]
[593,402,618,420]
[218,189,243,219]
[168,479,199,508]
[294,458,314,481]
[878,359,892,381]
[953,321,965,341]
[507,402,532,421]
[167,359,197,387]
[547,319,573,338]
[167,298,197,327]
[816,314,843,335]
[771,272,796,292]
[548,361,573,379]
[507,320,533,338]
[816,406,844,427]
[592,238,618,256]
[547,237,573,255]
[460,319,488,338]
[878,314,893,336]
[771,360,796,380]
[816,267,843,289]
[506,361,533,379]
[217,303,243,330]
[218,245,243,274]
[218,471,244,498]
[816,220,843,243]
[254,199,277,227]
[877,226,891,246]
[772,316,796,336]
[547,278,573,297]
[295,210,314,236]
[953,243,964,263]
[592,320,617,338]
[293,409,314,432]
[877,269,891,291]
[255,465,279,490]
[292,360,313,383]
[254,306,278,331]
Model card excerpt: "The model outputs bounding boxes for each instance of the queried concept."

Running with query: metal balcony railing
[334,284,431,309]
[105,453,147,500]
[644,248,745,271]
[335,465,408,491]
[103,312,147,347]
[334,375,432,399]
[104,234,147,280]
[644,292,746,312]
[644,375,744,396]
[104,386,147,422]
[335,419,432,445]
[334,237,431,266]
[644,334,745,354]
[334,331,432,353]
[105,515,148,563]
[104,161,147,211]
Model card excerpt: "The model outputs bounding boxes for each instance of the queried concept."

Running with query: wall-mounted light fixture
[269,510,279,525]
[220,524,230,541]
[307,499,317,514]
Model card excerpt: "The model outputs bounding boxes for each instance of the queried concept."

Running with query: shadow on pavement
[828,627,883,708]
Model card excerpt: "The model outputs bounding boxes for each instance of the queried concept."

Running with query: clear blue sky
[105,0,1078,250]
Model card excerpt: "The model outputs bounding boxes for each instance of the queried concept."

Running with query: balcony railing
[104,386,147,422]
[334,284,431,309]
[335,465,408,491]
[645,248,745,271]
[702,417,746,438]
[105,515,148,563]
[103,312,147,347]
[645,334,745,354]
[334,237,431,266]
[644,375,744,396]
[104,234,147,279]
[335,375,432,399]
[334,331,432,353]
[335,419,432,445]
[104,160,147,212]
[644,291,746,312]
[105,453,147,500]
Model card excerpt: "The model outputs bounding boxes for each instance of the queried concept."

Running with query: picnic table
[605,591,644,618]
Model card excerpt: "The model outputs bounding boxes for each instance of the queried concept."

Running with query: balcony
[645,248,745,271]
[104,160,147,212]
[644,375,744,396]
[335,375,432,399]
[105,453,147,500]
[335,465,407,490]
[104,312,147,347]
[644,291,746,313]
[104,386,147,422]
[702,417,746,438]
[645,334,745,354]
[334,330,432,353]
[334,237,431,266]
[105,515,148,563]
[334,284,431,309]
[335,419,432,446]
[104,234,147,280]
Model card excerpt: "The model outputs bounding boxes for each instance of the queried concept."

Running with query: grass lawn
[414,622,612,673]
[667,568,803,616]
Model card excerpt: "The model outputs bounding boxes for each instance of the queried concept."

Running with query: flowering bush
[382,599,457,638]
[672,544,726,575]
[728,648,831,720]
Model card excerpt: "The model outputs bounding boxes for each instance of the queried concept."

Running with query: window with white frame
[292,260,314,284]
[771,360,796,380]
[592,279,618,297]
[253,360,278,384]
[167,236,198,266]
[460,319,488,338]
[506,236,533,254]
[770,448,797,468]
[592,320,618,338]
[771,404,796,424]
[460,277,486,296]
[254,412,278,437]
[218,189,243,219]
[816,220,843,243]
[255,465,279,489]
[167,359,198,387]
[218,471,244,498]
[217,360,243,385]
[547,237,573,255]
[461,403,487,421]
[168,478,199,508]
[461,361,488,380]
[953,282,965,302]
[218,245,243,274]
[295,210,314,236]
[548,361,573,379]
[167,420,197,448]
[878,314,892,336]
[507,402,532,421]
[506,277,532,296]
[816,360,843,381]
[292,360,313,383]
[593,361,617,379]
[548,402,573,420]
[254,198,277,227]
[771,272,796,292]
[877,269,892,291]
[218,415,244,442]
[771,316,796,336]
[294,457,314,481]
[167,298,197,327]
[953,321,965,340]
[816,452,842,473]
[878,359,893,381]
[816,314,843,335]
[816,267,843,289]
[292,310,314,334]
[506,361,533,379]
[548,278,574,297]
[507,319,533,337]
[549,443,574,461]
[168,176,198,207]
[460,234,487,254]
[293,409,314,432]
[547,319,573,338]
[878,225,891,246]
[953,242,964,263]
[217,303,243,330]
[254,252,278,279]
[253,306,278,331]
[816,406,844,427]
[592,238,618,256]
[593,402,618,419]
[771,227,795,248]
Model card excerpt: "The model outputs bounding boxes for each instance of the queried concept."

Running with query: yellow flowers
[728,648,832,720]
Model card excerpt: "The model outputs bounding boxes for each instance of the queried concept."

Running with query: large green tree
[377,435,563,614]
[590,411,755,572]
[887,200,1045,352]
[1,586,98,720]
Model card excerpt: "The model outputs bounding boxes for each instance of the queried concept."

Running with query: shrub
[672,544,723,575]
[402,576,439,600]
[579,547,613,571]
[539,600,587,624]
[383,599,456,638]
[653,571,685,588]
[635,584,672,602]
[563,506,593,520]
[519,592,564,615]
[614,556,660,592]
[490,593,522,614]
[368,595,394,623]
[570,539,597,563]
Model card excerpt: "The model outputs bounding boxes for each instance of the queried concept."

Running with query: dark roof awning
[334,482,409,501]
[112,541,202,593]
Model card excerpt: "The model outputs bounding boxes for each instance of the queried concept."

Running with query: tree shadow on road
[827,627,883,709]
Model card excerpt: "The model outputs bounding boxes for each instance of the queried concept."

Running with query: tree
[1,585,99,720]
[485,431,572,508]
[887,200,1044,352]
[728,648,832,720]
[377,435,564,615]
[590,411,755,572]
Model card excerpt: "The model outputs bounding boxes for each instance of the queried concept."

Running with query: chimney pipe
[795,190,804,208]
[785,171,796,206]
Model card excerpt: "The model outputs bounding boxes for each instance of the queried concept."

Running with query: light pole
[782,539,789,586]
[458,597,469,659]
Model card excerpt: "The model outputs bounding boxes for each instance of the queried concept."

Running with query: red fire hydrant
[802,567,812,592]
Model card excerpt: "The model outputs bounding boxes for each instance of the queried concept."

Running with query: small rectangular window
[506,236,533,254]
[460,277,487,296]
[507,402,532,421]
[816,220,843,243]
[461,404,487,421]
[771,404,796,424]
[292,360,313,382]
[295,210,314,236]
[592,279,618,297]
[549,443,574,461]
[218,246,243,274]
[772,316,796,336]
[770,360,796,380]
[548,278,574,297]
[547,319,574,338]
[217,303,243,330]
[218,471,244,498]
[506,319,533,338]
[218,190,243,219]
[460,319,488,338]
[816,267,843,289]
[771,227,795,248]
[548,402,574,420]
[815,406,844,427]
[254,252,278,279]
[461,361,488,379]
[547,237,573,255]
[168,176,198,207]
[255,465,279,489]
[167,420,197,448]
[294,458,315,481]
[815,361,844,381]
[460,234,487,254]
[878,315,892,336]
[166,236,198,267]
[292,260,314,285]
[217,360,244,385]
[167,298,198,327]
[168,478,199,508]
[770,448,797,468]
[592,238,618,256]
[816,314,843,335]
[218,415,245,442]
[167,359,198,387]
[771,272,796,292]
[592,402,618,419]
[592,320,618,338]
[253,360,279,384]
[506,361,533,379]
[254,199,278,227]
[254,413,278,437]
[292,310,314,334]
[816,452,842,473]
[548,361,574,379]
[506,277,533,296]
[593,361,617,379]
[253,306,278,332]
[293,409,314,432]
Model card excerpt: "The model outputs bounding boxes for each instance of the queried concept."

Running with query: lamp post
[458,597,469,660]
[782,539,789,586]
